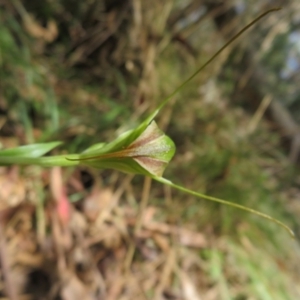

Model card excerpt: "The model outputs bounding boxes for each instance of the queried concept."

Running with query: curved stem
[154,176,295,238]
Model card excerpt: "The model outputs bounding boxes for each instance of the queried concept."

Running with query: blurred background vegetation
[1,0,300,299]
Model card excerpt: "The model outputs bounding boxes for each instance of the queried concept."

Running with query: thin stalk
[0,154,80,167]
[146,8,281,123]
[155,177,295,238]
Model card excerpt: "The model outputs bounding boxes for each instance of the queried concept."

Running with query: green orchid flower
[67,120,175,177]
[0,8,294,238]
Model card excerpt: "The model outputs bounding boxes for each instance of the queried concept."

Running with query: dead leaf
[178,270,202,300]
[152,233,170,253]
[23,15,58,42]
[83,188,113,222]
[60,271,95,300]
[0,168,26,211]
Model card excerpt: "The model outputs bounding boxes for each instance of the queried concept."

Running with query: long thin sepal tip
[154,177,295,239]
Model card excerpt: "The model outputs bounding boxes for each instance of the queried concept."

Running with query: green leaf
[0,141,62,158]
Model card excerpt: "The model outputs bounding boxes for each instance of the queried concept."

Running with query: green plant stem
[0,154,80,167]
[155,177,295,238]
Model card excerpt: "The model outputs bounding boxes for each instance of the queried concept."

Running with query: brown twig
[124,176,152,273]
[0,220,18,300]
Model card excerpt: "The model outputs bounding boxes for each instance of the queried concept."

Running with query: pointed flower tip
[75,121,176,177]
[129,120,176,177]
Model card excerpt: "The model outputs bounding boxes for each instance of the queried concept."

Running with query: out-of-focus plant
[0,8,294,237]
